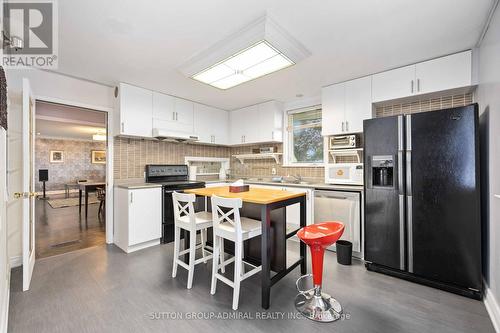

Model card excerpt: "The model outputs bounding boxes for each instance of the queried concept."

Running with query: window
[285,108,323,166]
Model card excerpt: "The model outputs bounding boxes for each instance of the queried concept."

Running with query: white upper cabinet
[322,76,372,136]
[344,76,373,133]
[116,83,153,137]
[152,92,194,133]
[322,83,345,136]
[229,101,283,145]
[372,50,472,103]
[256,101,284,143]
[415,51,472,95]
[194,103,229,145]
[229,105,255,144]
[174,98,194,130]
[372,65,415,103]
[152,92,174,120]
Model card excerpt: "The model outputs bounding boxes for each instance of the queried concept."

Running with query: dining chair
[172,191,213,289]
[210,195,262,310]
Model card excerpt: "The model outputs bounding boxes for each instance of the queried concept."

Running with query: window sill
[282,163,325,168]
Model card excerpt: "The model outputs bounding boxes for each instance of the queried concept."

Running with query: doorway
[34,101,108,258]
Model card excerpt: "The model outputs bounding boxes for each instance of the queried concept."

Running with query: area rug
[47,196,100,209]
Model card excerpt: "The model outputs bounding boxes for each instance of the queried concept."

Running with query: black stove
[145,165,205,243]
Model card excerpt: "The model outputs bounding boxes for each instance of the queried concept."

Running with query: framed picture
[91,150,106,164]
[49,150,64,163]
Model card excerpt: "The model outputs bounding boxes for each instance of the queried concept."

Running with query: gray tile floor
[8,243,495,333]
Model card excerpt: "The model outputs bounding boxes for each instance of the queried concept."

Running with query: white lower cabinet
[114,186,162,253]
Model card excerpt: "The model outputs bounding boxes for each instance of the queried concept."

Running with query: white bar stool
[210,195,262,310]
[172,191,214,289]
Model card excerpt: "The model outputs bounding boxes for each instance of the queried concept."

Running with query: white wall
[477,3,500,332]
[5,69,114,261]
[0,129,9,332]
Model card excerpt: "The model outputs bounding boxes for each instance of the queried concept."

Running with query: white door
[321,83,345,136]
[344,76,373,133]
[372,64,416,103]
[21,79,36,291]
[415,51,472,95]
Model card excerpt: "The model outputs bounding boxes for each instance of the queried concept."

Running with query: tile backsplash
[230,144,324,180]
[113,138,230,179]
[113,138,323,181]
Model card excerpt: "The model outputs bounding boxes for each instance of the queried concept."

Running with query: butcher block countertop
[184,186,306,205]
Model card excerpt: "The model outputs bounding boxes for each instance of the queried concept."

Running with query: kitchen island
[185,186,307,309]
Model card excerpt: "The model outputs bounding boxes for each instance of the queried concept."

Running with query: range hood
[152,128,199,142]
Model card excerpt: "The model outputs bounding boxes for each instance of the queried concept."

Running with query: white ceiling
[55,0,492,110]
[35,102,106,140]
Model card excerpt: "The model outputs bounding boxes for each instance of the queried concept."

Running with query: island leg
[299,195,307,275]
[261,205,271,310]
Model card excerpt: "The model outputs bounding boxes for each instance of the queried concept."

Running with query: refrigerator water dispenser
[371,155,394,187]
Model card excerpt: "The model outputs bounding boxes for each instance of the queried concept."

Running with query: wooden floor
[8,242,495,333]
[35,194,106,259]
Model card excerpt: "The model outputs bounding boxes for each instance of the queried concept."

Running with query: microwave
[329,135,359,150]
[325,163,364,185]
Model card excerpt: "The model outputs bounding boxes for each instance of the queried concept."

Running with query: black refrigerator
[363,104,482,299]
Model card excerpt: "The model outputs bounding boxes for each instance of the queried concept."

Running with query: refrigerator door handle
[397,115,404,194]
[407,195,413,273]
[399,194,405,270]
[406,114,413,273]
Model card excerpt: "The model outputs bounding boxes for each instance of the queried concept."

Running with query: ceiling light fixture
[192,40,294,89]
[179,14,310,90]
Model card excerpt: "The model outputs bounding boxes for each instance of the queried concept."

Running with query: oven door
[161,186,206,243]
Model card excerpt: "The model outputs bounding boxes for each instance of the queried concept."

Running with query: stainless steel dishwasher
[314,189,362,257]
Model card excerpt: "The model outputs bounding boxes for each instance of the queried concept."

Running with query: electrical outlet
[271,167,277,175]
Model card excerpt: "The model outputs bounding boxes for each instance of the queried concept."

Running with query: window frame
[282,105,325,168]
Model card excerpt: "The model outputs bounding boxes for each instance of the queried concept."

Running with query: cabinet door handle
[411,80,414,93]
[346,121,349,132]
[342,122,345,132]
[172,112,175,121]
[417,79,420,92]
[130,192,133,203]
[176,112,178,121]
[121,122,124,132]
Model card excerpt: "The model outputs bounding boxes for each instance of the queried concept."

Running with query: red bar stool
[295,222,345,322]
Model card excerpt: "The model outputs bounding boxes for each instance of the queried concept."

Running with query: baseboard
[484,281,500,333]
[9,256,22,268]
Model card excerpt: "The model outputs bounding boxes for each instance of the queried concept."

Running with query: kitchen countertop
[205,179,364,192]
[114,178,364,192]
[114,181,163,190]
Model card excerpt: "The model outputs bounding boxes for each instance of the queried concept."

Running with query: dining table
[184,186,307,310]
[78,181,106,218]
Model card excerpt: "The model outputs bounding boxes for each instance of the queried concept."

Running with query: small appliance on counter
[329,134,360,150]
[325,163,363,185]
